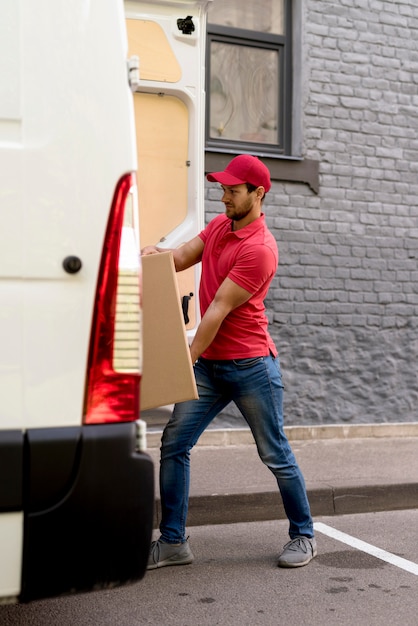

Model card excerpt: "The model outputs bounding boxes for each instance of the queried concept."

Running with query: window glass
[208,0,284,35]
[209,42,279,145]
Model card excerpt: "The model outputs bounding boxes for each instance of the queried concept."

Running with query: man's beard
[226,197,254,221]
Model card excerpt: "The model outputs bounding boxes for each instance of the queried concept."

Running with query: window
[206,0,292,156]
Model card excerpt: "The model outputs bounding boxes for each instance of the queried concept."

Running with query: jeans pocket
[232,356,264,369]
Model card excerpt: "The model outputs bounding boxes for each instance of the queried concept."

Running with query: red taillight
[84,173,142,424]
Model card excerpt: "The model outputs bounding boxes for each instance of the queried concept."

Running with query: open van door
[125,0,210,336]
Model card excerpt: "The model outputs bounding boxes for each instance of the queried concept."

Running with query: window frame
[205,0,292,157]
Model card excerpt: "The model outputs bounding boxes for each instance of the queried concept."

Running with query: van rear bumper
[0,423,154,602]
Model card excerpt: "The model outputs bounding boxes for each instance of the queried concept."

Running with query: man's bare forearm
[189,302,227,364]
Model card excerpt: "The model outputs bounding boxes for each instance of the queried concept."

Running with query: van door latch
[127,55,140,92]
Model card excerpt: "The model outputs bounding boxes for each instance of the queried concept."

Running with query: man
[142,154,316,569]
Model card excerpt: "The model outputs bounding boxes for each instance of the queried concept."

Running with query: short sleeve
[228,244,277,294]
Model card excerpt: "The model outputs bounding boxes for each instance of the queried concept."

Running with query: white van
[0,0,154,602]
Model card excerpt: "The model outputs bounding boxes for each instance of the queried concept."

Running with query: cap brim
[206,171,246,186]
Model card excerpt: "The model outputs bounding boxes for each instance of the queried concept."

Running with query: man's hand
[141,238,204,272]
[141,245,163,256]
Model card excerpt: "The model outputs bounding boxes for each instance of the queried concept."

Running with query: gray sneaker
[278,536,317,568]
[147,538,194,570]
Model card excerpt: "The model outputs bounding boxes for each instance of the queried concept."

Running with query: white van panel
[0,0,155,602]
[22,282,91,429]
[20,0,135,280]
[0,0,138,429]
[0,151,23,277]
[0,284,23,429]
[0,513,23,598]
[0,0,21,122]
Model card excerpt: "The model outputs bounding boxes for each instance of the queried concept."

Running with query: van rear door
[0,0,153,602]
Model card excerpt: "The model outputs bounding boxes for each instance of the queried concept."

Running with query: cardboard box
[140,252,198,410]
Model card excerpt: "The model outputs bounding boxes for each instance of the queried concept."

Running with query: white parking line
[314,522,418,576]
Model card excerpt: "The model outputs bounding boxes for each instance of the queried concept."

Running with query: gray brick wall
[205,0,418,426]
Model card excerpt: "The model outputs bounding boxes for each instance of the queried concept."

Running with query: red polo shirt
[198,213,278,359]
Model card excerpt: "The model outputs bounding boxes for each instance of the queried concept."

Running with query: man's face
[220,184,256,222]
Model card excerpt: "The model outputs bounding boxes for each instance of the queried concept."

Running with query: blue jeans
[158,355,314,543]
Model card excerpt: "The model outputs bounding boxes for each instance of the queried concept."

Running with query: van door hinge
[127,55,140,92]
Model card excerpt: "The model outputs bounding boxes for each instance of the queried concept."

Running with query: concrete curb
[151,481,418,529]
[182,483,418,528]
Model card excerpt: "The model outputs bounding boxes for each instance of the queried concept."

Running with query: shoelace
[150,540,162,564]
[283,537,311,553]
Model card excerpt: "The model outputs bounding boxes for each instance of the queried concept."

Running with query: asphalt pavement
[143,412,418,528]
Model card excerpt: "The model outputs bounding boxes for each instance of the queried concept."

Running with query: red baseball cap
[207,154,271,193]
